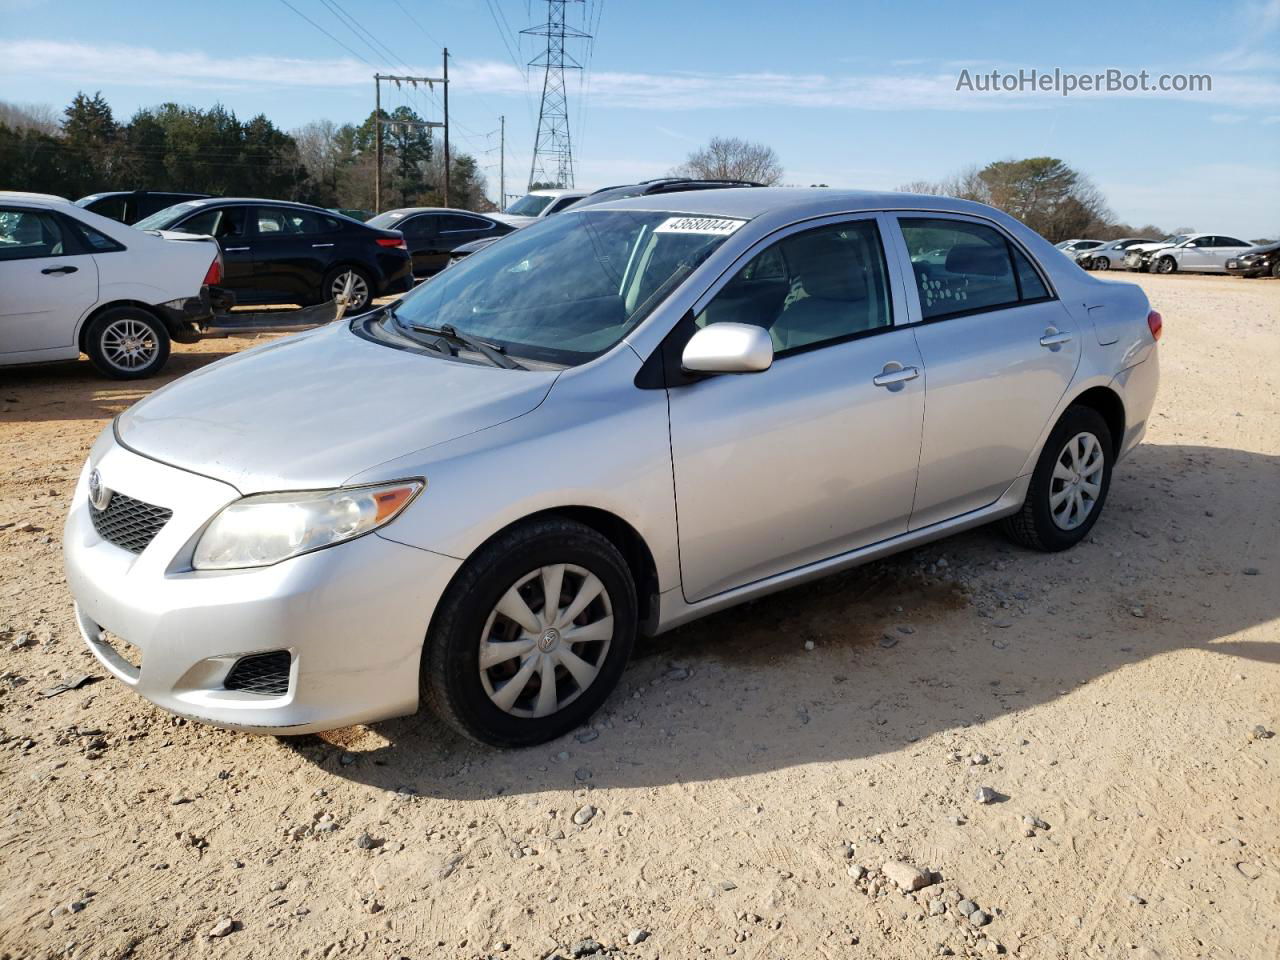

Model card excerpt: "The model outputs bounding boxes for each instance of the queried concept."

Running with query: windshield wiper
[399,315,525,370]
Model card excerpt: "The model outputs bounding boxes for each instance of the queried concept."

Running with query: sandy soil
[0,274,1276,960]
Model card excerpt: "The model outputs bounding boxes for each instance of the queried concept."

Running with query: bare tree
[292,119,344,204]
[673,136,783,185]
[0,100,60,135]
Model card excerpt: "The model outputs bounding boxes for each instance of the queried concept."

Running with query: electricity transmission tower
[522,0,590,189]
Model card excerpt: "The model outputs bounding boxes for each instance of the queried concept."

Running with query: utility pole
[372,72,447,214]
[499,115,505,211]
[523,0,590,190]
[442,48,450,208]
[374,76,382,213]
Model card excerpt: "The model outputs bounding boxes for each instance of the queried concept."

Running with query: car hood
[116,320,559,493]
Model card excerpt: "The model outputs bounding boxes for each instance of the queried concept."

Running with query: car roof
[378,207,498,217]
[177,197,330,211]
[527,188,583,198]
[589,187,1021,223]
[0,190,70,204]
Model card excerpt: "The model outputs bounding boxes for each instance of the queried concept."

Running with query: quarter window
[900,218,1049,320]
[0,209,67,261]
[695,219,893,354]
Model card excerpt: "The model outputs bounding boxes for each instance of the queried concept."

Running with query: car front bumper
[62,436,460,734]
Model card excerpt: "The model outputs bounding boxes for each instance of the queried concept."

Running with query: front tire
[84,307,171,379]
[1093,256,1109,271]
[1002,405,1114,552]
[322,265,373,313]
[423,517,637,747]
[1155,256,1177,275]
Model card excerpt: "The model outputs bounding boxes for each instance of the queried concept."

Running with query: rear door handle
[1040,329,1073,348]
[873,364,920,388]
[311,243,334,248]
[41,265,78,275]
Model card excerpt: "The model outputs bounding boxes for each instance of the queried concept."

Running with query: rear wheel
[1272,261,1280,279]
[322,265,372,313]
[84,307,171,379]
[423,517,637,747]
[1002,405,1114,552]
[1155,256,1177,274]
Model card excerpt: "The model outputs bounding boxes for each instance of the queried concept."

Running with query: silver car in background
[1075,237,1157,271]
[63,189,1161,747]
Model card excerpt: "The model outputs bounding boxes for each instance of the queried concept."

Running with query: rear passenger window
[695,219,892,354]
[900,218,1050,320]
[0,209,67,261]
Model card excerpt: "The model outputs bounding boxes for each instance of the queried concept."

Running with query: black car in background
[1225,240,1280,278]
[442,179,764,269]
[134,198,413,312]
[365,207,514,279]
[75,190,210,225]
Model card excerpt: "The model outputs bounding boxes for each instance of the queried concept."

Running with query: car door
[666,214,924,602]
[892,215,1081,530]
[242,206,322,303]
[399,214,442,277]
[0,206,99,357]
[1176,237,1213,271]
[173,206,252,292]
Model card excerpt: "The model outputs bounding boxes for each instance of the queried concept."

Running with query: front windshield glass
[133,201,202,231]
[506,194,555,217]
[386,209,744,366]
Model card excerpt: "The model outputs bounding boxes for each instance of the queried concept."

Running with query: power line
[275,0,374,65]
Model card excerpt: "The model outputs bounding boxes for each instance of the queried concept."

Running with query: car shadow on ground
[284,440,1279,798]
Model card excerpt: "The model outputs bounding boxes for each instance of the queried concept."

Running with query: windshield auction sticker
[653,216,746,236]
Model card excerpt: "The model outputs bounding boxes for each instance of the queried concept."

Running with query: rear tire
[84,307,171,380]
[422,517,637,747]
[322,265,373,313]
[1002,405,1114,552]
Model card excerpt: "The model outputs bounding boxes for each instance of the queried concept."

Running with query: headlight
[193,481,423,570]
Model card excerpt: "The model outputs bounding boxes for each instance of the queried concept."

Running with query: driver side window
[694,220,893,355]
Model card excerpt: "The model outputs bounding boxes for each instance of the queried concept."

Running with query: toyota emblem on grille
[88,469,112,511]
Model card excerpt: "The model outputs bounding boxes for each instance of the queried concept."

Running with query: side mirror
[681,322,773,374]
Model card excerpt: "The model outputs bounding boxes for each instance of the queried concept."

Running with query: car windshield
[384,208,744,366]
[133,202,203,231]
[366,211,408,229]
[506,194,555,217]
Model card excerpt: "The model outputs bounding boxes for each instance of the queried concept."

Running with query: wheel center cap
[538,627,561,653]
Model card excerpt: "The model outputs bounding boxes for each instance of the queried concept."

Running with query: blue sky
[2,0,1278,235]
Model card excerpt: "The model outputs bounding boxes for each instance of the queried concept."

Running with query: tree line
[0,92,493,212]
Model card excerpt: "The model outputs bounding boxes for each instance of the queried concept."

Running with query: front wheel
[322,265,373,313]
[84,308,171,379]
[1155,256,1177,275]
[1002,405,1114,551]
[423,517,637,747]
[1092,256,1110,271]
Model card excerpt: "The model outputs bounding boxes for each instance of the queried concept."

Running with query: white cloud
[3,39,1278,111]
[1210,112,1248,123]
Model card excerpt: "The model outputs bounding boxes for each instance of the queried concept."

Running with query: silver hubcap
[479,564,614,719]
[100,318,159,370]
[332,271,368,307]
[1050,431,1105,530]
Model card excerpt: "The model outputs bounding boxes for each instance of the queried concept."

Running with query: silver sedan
[63,189,1161,746]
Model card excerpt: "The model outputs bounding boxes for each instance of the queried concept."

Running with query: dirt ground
[0,273,1276,960]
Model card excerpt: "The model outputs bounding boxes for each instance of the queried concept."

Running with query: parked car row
[1065,232,1266,276]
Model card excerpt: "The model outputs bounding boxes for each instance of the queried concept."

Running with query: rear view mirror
[681,322,773,374]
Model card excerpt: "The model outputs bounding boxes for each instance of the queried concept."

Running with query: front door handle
[873,363,920,388]
[311,243,334,248]
[41,265,78,275]
[1039,328,1073,349]
[224,246,250,252]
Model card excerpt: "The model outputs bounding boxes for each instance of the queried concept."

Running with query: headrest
[786,232,868,301]
[945,243,1009,277]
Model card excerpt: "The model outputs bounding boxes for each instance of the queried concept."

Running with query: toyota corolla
[63,189,1161,747]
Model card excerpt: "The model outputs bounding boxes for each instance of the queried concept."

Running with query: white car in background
[1144,233,1255,274]
[1074,237,1158,271]
[0,192,222,378]
[1054,238,1104,258]
[490,188,589,228]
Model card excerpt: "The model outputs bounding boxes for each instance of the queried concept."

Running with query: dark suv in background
[75,190,210,225]
[134,198,413,312]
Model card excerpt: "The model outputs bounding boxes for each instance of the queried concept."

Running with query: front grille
[224,651,292,696]
[90,492,171,554]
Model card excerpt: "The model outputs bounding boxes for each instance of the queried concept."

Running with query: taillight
[376,235,407,249]
[203,256,222,286]
[1147,310,1163,341]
